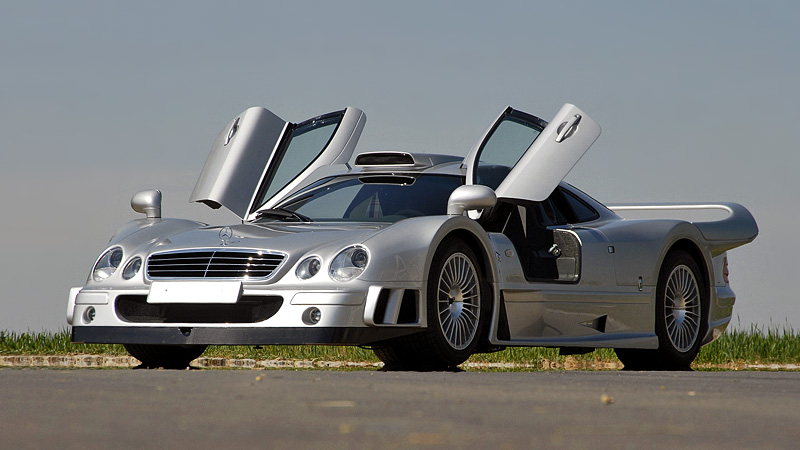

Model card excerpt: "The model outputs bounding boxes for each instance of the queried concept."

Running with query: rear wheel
[124,344,207,369]
[373,238,489,370]
[615,250,706,370]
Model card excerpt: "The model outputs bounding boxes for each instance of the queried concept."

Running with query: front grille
[115,295,283,324]
[147,250,285,279]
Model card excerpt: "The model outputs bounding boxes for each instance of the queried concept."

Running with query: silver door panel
[191,107,288,218]
[489,226,656,348]
[494,104,600,201]
[465,104,600,202]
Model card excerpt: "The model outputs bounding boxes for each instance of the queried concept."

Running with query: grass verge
[1,326,798,368]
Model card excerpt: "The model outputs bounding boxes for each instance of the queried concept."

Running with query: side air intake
[364,287,420,326]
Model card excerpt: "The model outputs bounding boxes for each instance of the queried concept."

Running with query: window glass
[475,117,542,190]
[556,188,599,223]
[271,175,464,223]
[253,115,341,210]
[538,199,568,226]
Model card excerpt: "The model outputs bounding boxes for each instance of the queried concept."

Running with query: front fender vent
[147,250,286,280]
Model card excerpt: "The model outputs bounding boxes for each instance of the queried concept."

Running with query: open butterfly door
[191,107,366,219]
[465,103,600,202]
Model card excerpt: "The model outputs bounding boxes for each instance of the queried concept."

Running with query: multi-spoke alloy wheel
[615,249,707,371]
[371,237,488,370]
[664,264,701,352]
[437,253,481,351]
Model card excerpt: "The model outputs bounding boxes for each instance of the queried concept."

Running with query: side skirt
[491,332,658,349]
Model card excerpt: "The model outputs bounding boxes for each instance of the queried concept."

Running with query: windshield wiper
[255,208,313,223]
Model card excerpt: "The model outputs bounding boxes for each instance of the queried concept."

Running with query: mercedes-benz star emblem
[219,226,233,245]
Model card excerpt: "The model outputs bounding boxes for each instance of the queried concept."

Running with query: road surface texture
[1,368,797,449]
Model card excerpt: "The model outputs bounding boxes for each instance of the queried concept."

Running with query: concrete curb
[0,355,619,370]
[0,355,140,368]
[2,355,799,370]
[0,355,385,369]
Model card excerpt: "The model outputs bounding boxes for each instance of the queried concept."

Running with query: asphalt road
[1,368,797,449]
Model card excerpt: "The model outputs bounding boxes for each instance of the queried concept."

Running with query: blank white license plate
[147,281,242,304]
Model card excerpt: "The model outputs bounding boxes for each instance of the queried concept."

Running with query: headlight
[330,245,369,282]
[122,257,142,280]
[296,256,322,280]
[92,247,124,281]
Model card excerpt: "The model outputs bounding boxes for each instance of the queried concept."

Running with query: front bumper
[67,282,425,345]
[71,325,422,346]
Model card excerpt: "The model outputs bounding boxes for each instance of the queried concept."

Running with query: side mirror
[131,189,162,219]
[447,185,497,216]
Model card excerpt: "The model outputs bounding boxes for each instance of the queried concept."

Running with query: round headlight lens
[296,256,322,280]
[330,246,369,282]
[92,247,124,281]
[122,257,142,280]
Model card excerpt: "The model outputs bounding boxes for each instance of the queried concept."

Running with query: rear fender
[608,203,758,256]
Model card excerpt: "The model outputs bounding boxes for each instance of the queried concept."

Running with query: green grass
[468,346,619,366]
[0,330,128,356]
[694,325,800,365]
[202,344,379,362]
[1,327,798,367]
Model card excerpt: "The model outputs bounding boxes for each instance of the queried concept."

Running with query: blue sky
[1,1,797,332]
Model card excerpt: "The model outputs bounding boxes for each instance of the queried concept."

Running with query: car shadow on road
[379,365,465,373]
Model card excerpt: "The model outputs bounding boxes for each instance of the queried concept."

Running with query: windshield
[261,174,464,223]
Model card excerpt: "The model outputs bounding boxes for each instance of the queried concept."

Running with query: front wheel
[124,344,207,369]
[373,238,489,370]
[615,249,707,370]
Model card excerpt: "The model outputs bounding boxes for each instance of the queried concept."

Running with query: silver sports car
[67,103,758,370]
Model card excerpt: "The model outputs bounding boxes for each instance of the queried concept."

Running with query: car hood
[146,221,390,257]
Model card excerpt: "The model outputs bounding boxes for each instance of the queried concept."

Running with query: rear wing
[607,202,758,255]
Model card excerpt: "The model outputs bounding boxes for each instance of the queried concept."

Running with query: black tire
[615,249,707,370]
[124,344,207,369]
[373,237,489,370]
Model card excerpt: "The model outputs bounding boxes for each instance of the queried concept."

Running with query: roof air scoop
[355,152,416,166]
